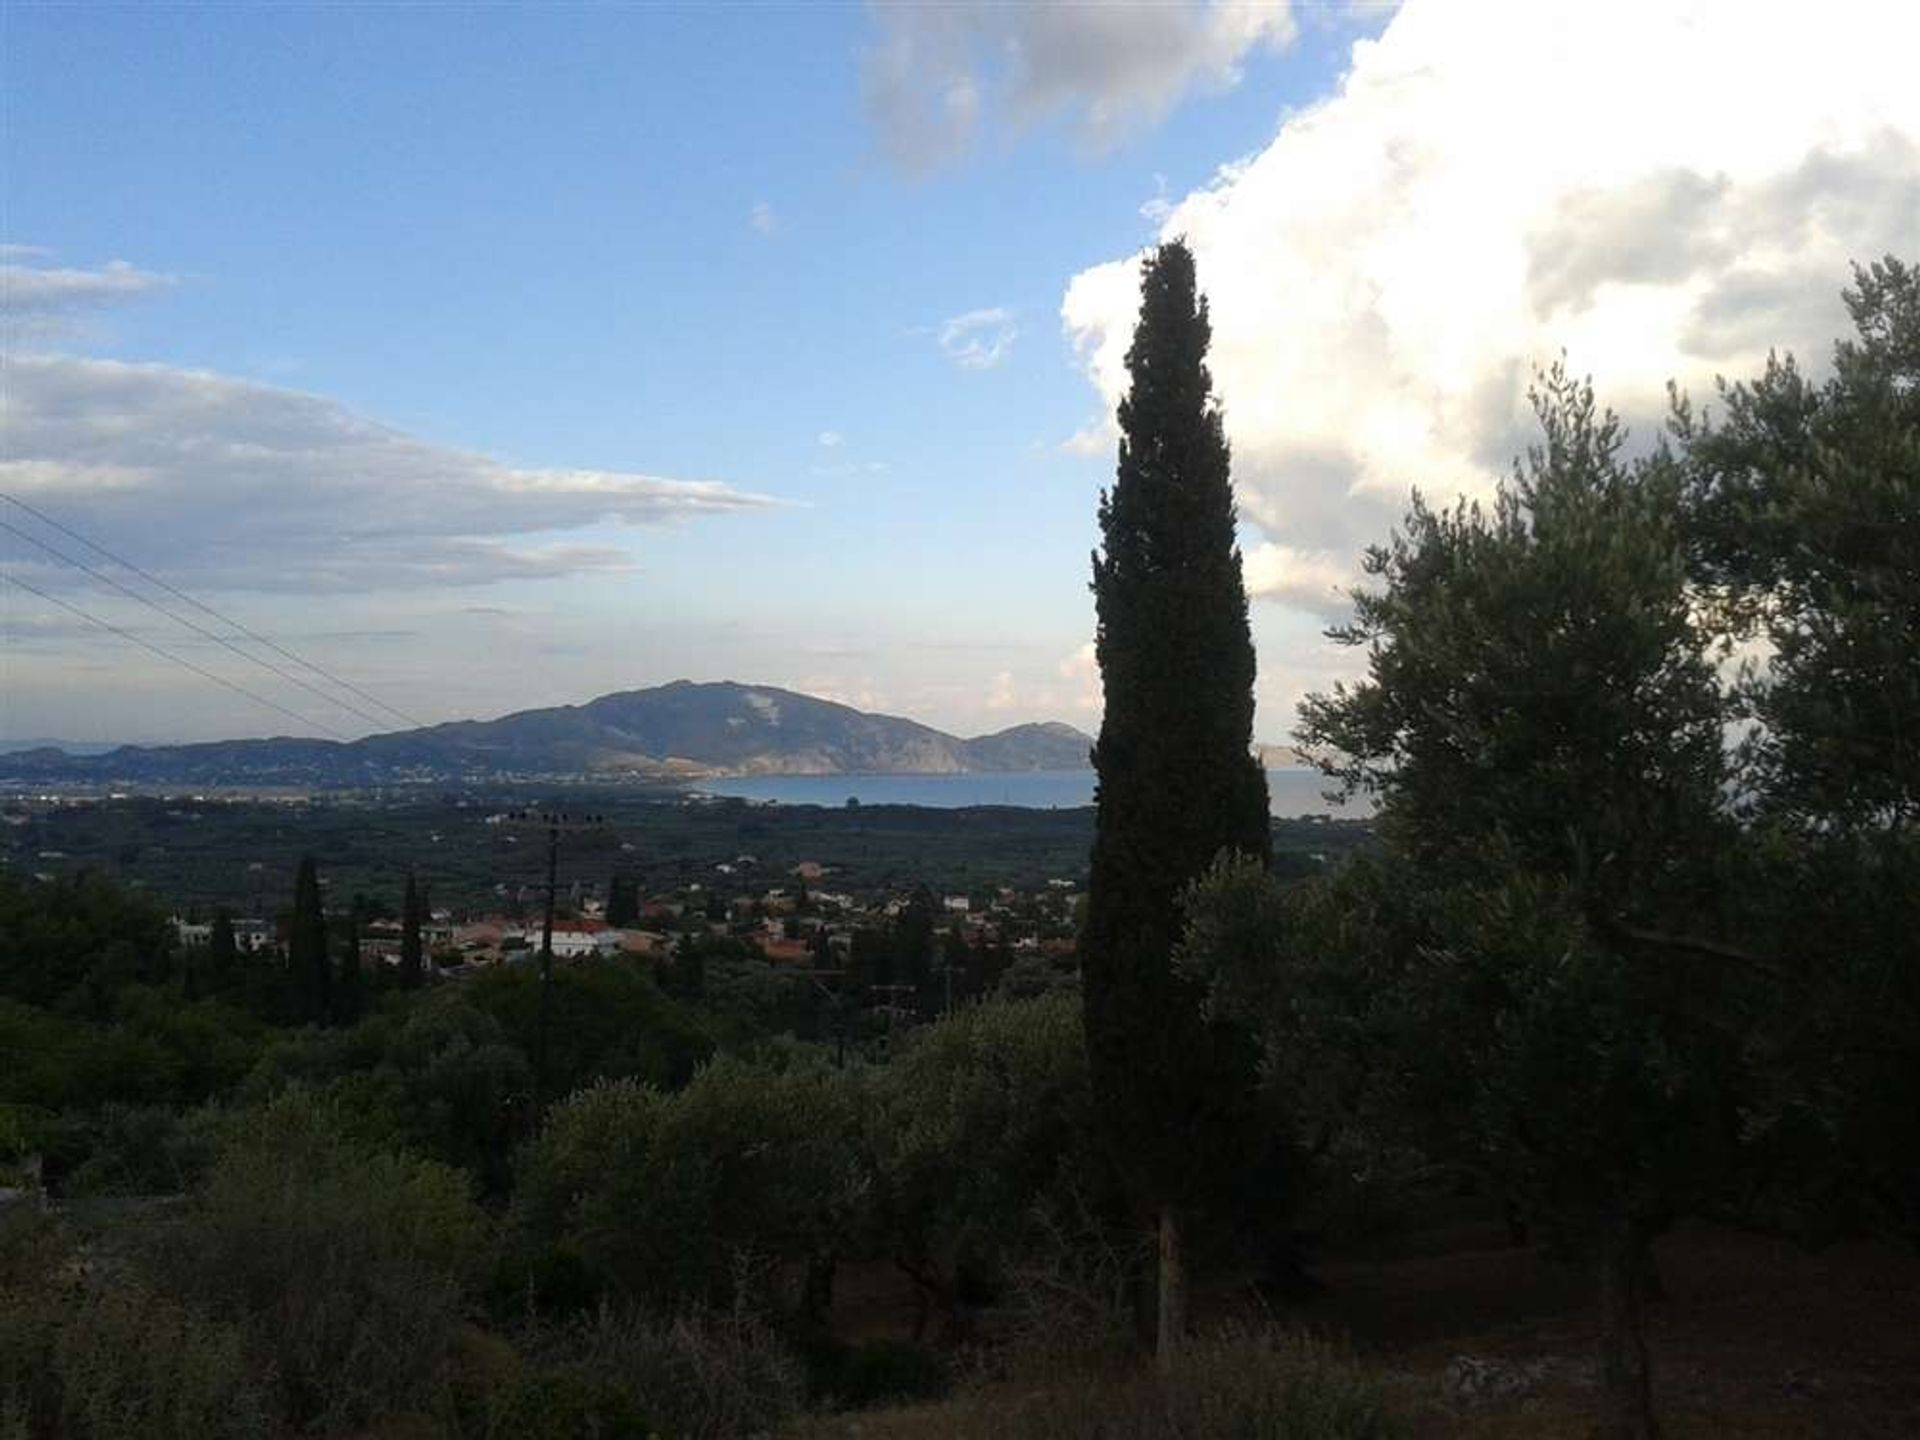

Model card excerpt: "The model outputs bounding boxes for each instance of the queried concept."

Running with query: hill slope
[0,681,1093,788]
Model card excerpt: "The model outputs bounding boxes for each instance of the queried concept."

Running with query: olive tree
[1672,256,1920,1244]
[1293,367,1742,1440]
[863,993,1096,1340]
[514,1054,864,1322]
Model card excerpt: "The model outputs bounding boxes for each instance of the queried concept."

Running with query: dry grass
[790,1212,1920,1439]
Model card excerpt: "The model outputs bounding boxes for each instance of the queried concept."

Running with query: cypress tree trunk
[1156,1205,1187,1374]
[1596,1211,1662,1440]
[209,912,237,992]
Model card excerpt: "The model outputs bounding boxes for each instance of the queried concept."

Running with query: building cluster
[170,857,1084,983]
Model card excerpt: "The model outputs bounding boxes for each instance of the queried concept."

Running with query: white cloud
[792,676,894,715]
[749,200,777,235]
[1062,0,1920,618]
[938,306,1018,369]
[1241,542,1354,616]
[1056,641,1102,712]
[1,354,779,593]
[985,669,1018,710]
[863,0,1298,170]
[1140,173,1175,226]
[1,253,174,341]
[817,429,844,448]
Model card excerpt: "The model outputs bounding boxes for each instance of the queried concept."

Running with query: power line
[0,491,425,730]
[1,569,349,740]
[0,517,399,735]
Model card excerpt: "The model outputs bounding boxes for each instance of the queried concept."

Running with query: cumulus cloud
[0,354,779,593]
[1241,543,1356,619]
[1140,173,1176,226]
[938,307,1018,369]
[817,429,844,448]
[863,0,1298,170]
[749,200,777,235]
[1055,641,1102,712]
[1,253,175,341]
[1061,0,1920,614]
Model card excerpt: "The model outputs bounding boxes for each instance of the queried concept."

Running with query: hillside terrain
[0,680,1094,789]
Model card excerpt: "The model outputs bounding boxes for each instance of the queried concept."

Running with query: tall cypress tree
[1081,240,1269,1366]
[289,855,330,1024]
[208,910,238,993]
[335,898,366,1025]
[400,870,425,990]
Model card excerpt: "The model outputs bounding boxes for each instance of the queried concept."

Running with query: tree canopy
[1081,239,1272,1364]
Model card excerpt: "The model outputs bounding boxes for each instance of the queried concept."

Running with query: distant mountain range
[0,681,1094,789]
[0,739,122,757]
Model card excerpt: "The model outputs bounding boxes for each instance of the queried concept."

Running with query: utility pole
[796,967,848,1068]
[506,808,610,1116]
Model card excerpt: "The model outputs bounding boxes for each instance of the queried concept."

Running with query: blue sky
[4,1,1915,746]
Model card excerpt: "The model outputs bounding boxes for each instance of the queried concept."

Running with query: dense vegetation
[1,789,1366,917]
[2,257,1915,1439]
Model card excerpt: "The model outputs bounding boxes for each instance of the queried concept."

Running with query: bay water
[690,768,1371,818]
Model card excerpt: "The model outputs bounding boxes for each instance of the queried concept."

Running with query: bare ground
[794,1214,1920,1438]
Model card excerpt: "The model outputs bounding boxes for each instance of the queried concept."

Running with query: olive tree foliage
[1287,367,1742,1440]
[244,991,532,1189]
[1301,366,1727,909]
[0,871,173,1012]
[1671,256,1920,1244]
[1,1215,274,1440]
[513,1054,865,1320]
[139,1090,490,1435]
[1176,855,1422,1212]
[1675,255,1919,834]
[863,993,1098,1339]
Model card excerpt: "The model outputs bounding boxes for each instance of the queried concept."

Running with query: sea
[689,768,1372,819]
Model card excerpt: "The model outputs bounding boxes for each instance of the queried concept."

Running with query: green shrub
[802,1334,950,1410]
[486,1242,608,1322]
[143,1090,489,1433]
[0,988,264,1123]
[937,1328,1401,1439]
[467,957,715,1098]
[513,1056,863,1315]
[0,872,171,1011]
[464,1303,806,1440]
[0,1271,272,1440]
[995,1171,1148,1369]
[53,1103,220,1198]
[1163,1328,1401,1438]
[866,994,1103,1340]
[246,992,532,1187]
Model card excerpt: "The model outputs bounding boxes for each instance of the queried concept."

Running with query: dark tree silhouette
[605,874,639,928]
[290,855,329,1024]
[1080,239,1269,1368]
[208,910,238,993]
[400,871,425,991]
[335,898,366,1025]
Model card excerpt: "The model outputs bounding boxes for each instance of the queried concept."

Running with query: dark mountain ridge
[1,681,1093,788]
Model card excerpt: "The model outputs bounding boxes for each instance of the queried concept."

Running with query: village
[167,851,1087,1004]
